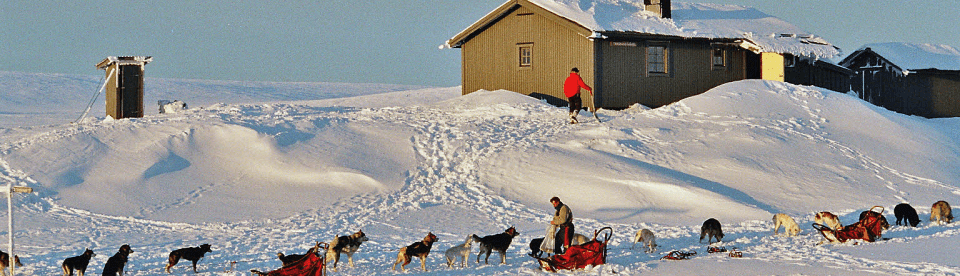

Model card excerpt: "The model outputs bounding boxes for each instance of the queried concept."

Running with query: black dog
[476,226,520,264]
[859,210,891,229]
[62,248,95,276]
[528,237,544,258]
[101,244,133,276]
[165,243,212,273]
[277,251,313,266]
[894,203,921,227]
[700,218,724,243]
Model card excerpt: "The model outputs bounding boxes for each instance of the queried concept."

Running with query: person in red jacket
[564,67,593,124]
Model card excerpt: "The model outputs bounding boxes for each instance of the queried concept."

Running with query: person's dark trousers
[554,223,574,254]
[568,94,582,115]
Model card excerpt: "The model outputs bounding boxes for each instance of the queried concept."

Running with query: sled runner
[534,227,611,272]
[251,242,328,276]
[813,206,886,244]
[660,250,697,260]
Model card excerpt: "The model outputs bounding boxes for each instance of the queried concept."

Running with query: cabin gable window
[518,43,533,68]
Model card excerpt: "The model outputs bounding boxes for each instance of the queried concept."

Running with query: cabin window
[712,48,726,67]
[784,55,796,67]
[518,43,533,67]
[647,44,668,74]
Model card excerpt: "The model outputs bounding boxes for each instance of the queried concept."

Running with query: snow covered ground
[1,71,959,275]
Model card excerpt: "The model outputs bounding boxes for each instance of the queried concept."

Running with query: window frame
[646,42,669,76]
[518,43,533,68]
[712,47,726,68]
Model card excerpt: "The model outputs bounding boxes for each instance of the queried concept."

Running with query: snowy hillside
[1,72,959,275]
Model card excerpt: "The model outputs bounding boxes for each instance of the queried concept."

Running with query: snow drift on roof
[859,42,960,71]
[524,0,840,58]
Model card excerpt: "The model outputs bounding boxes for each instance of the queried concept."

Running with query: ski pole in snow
[591,94,601,123]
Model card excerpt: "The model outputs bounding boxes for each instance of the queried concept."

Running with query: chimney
[645,0,671,18]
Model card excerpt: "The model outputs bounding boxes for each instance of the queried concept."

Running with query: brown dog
[931,201,954,225]
[0,249,22,276]
[326,229,369,270]
[392,232,438,272]
[101,244,133,276]
[814,212,842,230]
[476,226,520,264]
[164,244,212,273]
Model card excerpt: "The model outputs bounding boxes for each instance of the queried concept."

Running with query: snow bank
[1,74,959,275]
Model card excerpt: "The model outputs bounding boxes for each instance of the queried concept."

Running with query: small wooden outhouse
[95,56,152,119]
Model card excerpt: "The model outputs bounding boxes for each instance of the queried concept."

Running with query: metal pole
[6,184,13,276]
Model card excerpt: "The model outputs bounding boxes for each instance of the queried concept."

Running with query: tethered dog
[392,232,438,272]
[326,229,369,270]
[101,244,133,276]
[165,244,212,273]
[476,226,520,265]
[62,248,95,276]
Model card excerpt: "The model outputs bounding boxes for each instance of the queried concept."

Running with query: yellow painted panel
[761,52,785,82]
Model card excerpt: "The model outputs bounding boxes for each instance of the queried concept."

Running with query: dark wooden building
[447,0,849,110]
[96,56,152,119]
[839,43,960,118]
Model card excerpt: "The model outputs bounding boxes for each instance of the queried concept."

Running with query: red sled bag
[251,242,328,276]
[534,227,611,272]
[813,206,887,243]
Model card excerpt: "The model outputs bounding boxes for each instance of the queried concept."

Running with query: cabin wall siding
[461,5,594,107]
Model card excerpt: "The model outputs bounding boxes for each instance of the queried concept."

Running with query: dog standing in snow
[772,213,801,236]
[392,232,438,272]
[700,218,724,244]
[631,229,657,252]
[894,203,921,227]
[814,212,842,230]
[327,229,369,270]
[476,226,519,265]
[445,234,479,268]
[931,201,954,225]
[62,248,95,276]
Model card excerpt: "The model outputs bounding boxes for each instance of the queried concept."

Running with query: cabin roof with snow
[840,42,960,72]
[447,0,840,59]
[96,56,153,70]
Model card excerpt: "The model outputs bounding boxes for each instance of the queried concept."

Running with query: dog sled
[812,206,886,244]
[251,242,328,276]
[533,227,612,272]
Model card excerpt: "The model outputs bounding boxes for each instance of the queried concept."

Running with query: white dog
[773,213,801,236]
[631,229,657,252]
[814,211,842,230]
[444,234,479,268]
[571,233,590,246]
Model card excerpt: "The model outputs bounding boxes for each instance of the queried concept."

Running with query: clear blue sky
[1,1,957,86]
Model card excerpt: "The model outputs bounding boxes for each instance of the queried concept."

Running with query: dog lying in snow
[476,226,519,265]
[931,201,954,225]
[772,213,801,236]
[814,211,842,230]
[326,229,369,270]
[631,229,657,252]
[392,232,438,272]
[445,234,479,268]
[700,218,724,244]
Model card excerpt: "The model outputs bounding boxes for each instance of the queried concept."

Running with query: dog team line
[26,201,954,274]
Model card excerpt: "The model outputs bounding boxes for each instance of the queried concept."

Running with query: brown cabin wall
[461,5,594,107]
[597,39,749,108]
